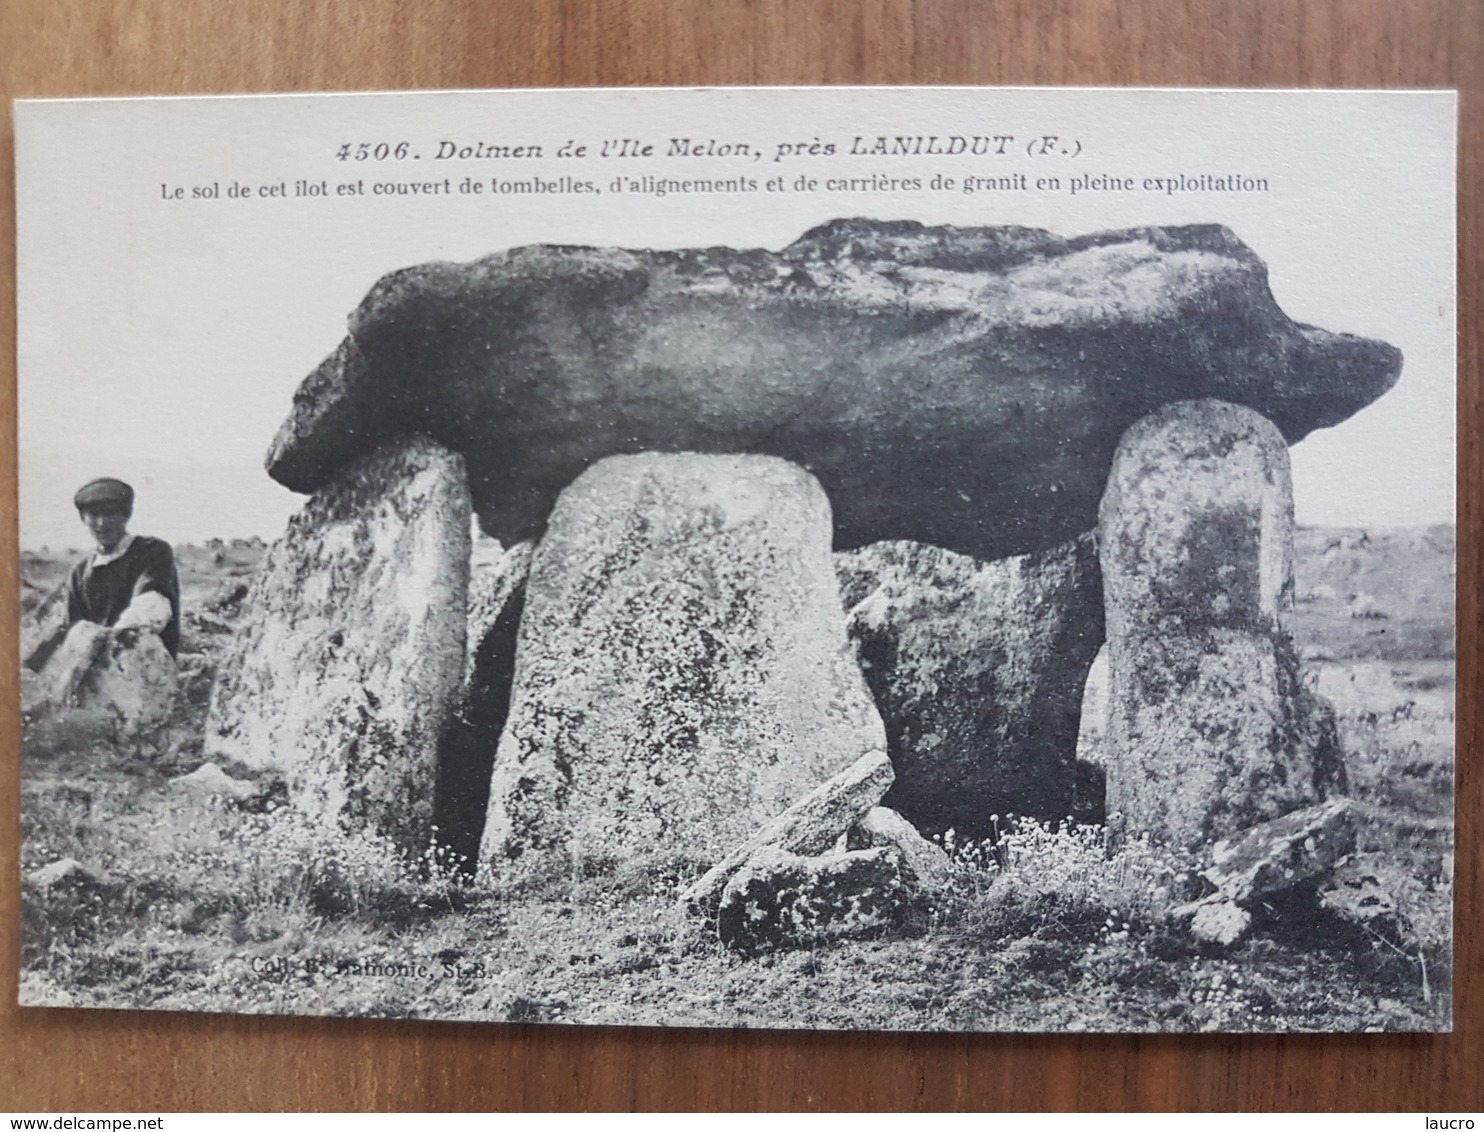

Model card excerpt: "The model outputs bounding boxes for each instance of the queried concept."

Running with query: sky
[15,87,1456,551]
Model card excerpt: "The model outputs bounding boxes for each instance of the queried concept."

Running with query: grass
[18,530,1456,1031]
[20,743,1451,1030]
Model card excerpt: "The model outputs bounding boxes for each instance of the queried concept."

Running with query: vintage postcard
[14,87,1456,1031]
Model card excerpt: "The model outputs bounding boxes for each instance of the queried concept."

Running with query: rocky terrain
[18,523,1453,1031]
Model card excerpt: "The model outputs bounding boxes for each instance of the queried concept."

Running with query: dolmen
[204,219,1400,918]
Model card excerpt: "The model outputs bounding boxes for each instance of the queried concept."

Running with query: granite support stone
[1099,399,1346,849]
[205,436,470,851]
[480,453,886,878]
[837,535,1104,838]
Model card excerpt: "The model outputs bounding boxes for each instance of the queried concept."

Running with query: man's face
[80,505,129,553]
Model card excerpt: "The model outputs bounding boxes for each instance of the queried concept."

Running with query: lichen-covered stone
[680,749,895,915]
[1172,799,1365,949]
[20,580,69,670]
[847,806,951,892]
[24,858,117,900]
[268,222,1401,564]
[1100,400,1347,848]
[1072,645,1113,824]
[169,762,262,804]
[716,846,907,954]
[1205,798,1359,905]
[205,436,470,851]
[837,535,1103,837]
[27,622,177,739]
[1075,645,1110,765]
[481,454,886,876]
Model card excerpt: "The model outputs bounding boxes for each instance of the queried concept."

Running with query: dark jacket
[66,535,181,656]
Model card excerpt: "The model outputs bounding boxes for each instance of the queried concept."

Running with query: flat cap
[74,478,134,511]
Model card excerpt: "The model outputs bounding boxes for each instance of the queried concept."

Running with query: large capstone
[266,222,1400,563]
[1099,400,1346,849]
[20,579,69,671]
[836,535,1104,838]
[205,436,470,851]
[479,453,886,876]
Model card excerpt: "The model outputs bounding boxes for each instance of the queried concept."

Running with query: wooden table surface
[1,0,1479,1112]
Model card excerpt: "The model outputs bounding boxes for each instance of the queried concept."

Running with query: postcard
[14,86,1456,1031]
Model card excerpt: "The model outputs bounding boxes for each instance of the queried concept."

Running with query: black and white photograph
[14,86,1457,1032]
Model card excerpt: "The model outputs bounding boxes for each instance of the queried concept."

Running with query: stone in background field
[268,223,1401,565]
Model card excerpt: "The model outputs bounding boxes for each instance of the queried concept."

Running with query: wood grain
[1,0,1478,1112]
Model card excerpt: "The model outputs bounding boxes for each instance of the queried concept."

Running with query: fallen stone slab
[1170,798,1361,948]
[838,534,1103,836]
[267,222,1400,564]
[25,857,113,893]
[205,436,470,852]
[680,748,895,916]
[717,845,907,955]
[847,806,952,892]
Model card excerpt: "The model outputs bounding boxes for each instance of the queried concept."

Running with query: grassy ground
[18,528,1455,1032]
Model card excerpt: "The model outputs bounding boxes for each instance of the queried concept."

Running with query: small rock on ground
[717,845,907,955]
[848,806,951,892]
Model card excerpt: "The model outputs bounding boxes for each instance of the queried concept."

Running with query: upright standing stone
[480,453,886,875]
[1099,399,1345,849]
[836,535,1104,838]
[206,437,470,851]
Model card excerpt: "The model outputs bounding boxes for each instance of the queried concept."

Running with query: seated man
[32,478,182,711]
[65,477,181,655]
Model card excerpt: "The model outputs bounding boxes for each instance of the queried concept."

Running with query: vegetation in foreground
[18,530,1455,1032]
